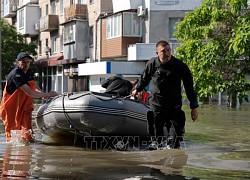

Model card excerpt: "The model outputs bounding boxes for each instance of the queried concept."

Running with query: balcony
[3,0,18,18]
[40,15,59,32]
[64,4,88,22]
[16,5,40,37]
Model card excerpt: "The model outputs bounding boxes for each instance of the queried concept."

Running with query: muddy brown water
[0,104,249,179]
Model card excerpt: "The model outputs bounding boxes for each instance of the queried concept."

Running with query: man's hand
[131,89,138,98]
[191,108,198,121]
[48,91,59,97]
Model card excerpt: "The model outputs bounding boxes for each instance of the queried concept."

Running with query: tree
[1,18,37,79]
[174,0,250,106]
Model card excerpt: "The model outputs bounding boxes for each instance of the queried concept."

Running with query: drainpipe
[94,18,99,62]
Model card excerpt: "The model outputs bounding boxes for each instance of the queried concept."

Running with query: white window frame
[51,36,57,53]
[106,14,121,39]
[64,25,75,44]
[51,0,57,15]
[70,0,85,4]
[123,12,141,37]
[19,9,24,29]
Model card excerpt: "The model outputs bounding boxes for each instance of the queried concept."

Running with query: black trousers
[147,108,186,142]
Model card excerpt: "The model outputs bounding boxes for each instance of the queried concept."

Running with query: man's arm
[20,84,57,98]
[181,63,199,121]
[182,63,199,109]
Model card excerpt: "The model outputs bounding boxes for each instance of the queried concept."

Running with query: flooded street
[0,104,250,179]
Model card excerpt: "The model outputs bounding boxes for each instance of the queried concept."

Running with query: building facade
[3,0,203,93]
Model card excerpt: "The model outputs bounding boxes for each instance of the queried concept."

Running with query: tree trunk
[227,92,237,108]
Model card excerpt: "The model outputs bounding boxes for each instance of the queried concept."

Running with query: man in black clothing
[102,74,133,97]
[132,40,199,149]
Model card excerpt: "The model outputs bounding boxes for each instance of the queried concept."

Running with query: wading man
[0,52,58,142]
[132,40,199,150]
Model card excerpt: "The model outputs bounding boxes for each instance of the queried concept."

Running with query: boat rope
[62,93,92,136]
[66,92,149,109]
[62,93,83,145]
[67,92,119,101]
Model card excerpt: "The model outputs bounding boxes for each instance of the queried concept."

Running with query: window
[51,0,56,15]
[46,5,49,15]
[106,14,121,39]
[77,0,85,4]
[123,12,141,37]
[69,0,85,5]
[60,0,63,14]
[51,36,57,53]
[60,34,63,52]
[89,26,93,47]
[45,39,49,54]
[64,25,75,43]
[169,17,182,40]
[19,9,24,29]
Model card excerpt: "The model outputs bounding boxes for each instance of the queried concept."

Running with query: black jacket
[102,76,132,97]
[136,56,199,110]
[6,67,34,95]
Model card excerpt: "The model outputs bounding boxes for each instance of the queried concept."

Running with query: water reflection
[0,140,189,179]
[1,143,32,178]
[0,105,249,179]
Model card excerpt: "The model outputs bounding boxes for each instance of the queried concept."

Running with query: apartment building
[2,0,203,93]
[78,0,203,92]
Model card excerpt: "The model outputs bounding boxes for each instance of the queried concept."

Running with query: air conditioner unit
[12,5,17,12]
[35,23,40,31]
[137,6,145,17]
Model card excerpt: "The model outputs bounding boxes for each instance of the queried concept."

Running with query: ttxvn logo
[82,136,183,150]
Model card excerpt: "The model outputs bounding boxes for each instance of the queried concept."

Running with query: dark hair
[156,40,169,48]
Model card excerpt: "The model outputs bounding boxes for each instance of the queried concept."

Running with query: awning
[48,55,64,66]
[35,55,64,67]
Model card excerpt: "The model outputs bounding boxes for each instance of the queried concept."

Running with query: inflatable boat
[35,91,150,139]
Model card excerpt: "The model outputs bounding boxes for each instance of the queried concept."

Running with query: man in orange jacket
[0,52,58,142]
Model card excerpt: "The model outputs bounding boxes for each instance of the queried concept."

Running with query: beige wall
[37,0,113,61]
[87,0,113,61]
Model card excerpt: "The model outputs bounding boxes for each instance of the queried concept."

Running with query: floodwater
[0,104,250,179]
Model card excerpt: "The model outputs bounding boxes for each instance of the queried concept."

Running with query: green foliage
[175,0,250,104]
[1,19,37,79]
